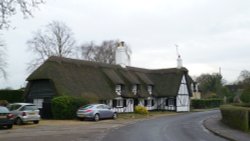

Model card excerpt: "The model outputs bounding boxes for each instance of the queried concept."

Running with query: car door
[102,105,113,118]
[96,105,109,118]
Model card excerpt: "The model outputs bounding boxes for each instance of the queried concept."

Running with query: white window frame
[33,99,44,108]
[116,99,123,107]
[132,84,137,95]
[115,85,122,95]
[147,85,153,95]
[147,99,152,107]
[169,99,175,106]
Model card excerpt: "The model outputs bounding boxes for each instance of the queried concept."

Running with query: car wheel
[113,113,118,119]
[79,118,85,121]
[16,118,23,125]
[33,120,39,124]
[94,114,100,121]
[7,124,13,129]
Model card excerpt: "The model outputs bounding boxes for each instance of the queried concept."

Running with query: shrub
[0,100,8,106]
[240,87,250,103]
[220,105,250,131]
[51,95,89,119]
[135,105,148,115]
[191,99,223,109]
[0,90,24,103]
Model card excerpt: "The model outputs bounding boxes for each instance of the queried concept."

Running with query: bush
[135,105,148,115]
[241,87,250,103]
[220,105,250,131]
[51,95,89,119]
[0,90,24,103]
[191,99,223,109]
[0,100,8,106]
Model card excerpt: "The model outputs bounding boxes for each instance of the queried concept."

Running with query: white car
[7,103,40,125]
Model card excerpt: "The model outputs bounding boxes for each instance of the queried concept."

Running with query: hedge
[0,90,24,103]
[220,105,250,131]
[51,95,89,119]
[191,99,223,109]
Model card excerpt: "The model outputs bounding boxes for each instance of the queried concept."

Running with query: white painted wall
[176,75,190,112]
[109,98,134,113]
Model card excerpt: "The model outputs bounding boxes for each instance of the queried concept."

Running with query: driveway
[0,119,134,141]
[0,113,171,141]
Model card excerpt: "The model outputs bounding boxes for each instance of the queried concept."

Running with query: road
[102,110,228,141]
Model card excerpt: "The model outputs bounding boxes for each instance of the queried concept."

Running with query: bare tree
[80,40,132,64]
[0,40,7,79]
[27,21,76,71]
[0,0,44,79]
[0,0,44,29]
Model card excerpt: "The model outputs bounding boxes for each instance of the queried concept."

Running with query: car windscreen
[0,107,9,113]
[23,105,39,111]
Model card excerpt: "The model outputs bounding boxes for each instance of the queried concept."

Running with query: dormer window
[148,85,153,95]
[132,84,137,95]
[115,85,122,95]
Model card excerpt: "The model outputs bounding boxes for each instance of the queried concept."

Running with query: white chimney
[177,55,183,69]
[115,41,130,67]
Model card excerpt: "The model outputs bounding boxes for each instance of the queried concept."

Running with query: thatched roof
[27,56,192,100]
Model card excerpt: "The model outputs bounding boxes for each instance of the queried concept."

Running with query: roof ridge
[47,56,121,69]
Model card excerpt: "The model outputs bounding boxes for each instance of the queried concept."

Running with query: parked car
[77,104,117,121]
[0,106,14,129]
[7,103,40,125]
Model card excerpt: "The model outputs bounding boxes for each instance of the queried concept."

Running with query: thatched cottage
[25,42,195,117]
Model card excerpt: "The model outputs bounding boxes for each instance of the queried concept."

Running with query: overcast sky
[1,0,250,89]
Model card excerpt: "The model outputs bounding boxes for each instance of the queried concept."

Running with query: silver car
[77,104,117,121]
[7,103,40,125]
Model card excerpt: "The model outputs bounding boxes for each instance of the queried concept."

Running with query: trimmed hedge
[0,90,24,103]
[220,105,250,131]
[191,99,223,109]
[51,95,89,119]
[232,103,250,108]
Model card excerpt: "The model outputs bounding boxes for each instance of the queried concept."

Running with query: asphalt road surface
[103,110,228,141]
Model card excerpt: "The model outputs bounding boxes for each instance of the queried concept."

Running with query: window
[115,85,122,95]
[132,84,137,95]
[117,99,123,107]
[168,99,175,106]
[148,85,153,95]
[112,99,127,108]
[144,99,154,107]
[33,99,44,108]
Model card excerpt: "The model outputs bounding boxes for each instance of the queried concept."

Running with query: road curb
[203,117,236,141]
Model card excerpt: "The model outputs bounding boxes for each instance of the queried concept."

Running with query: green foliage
[196,73,222,94]
[135,105,148,115]
[220,105,250,131]
[240,87,250,103]
[0,90,24,103]
[191,99,223,109]
[232,103,250,108]
[0,100,8,106]
[51,95,89,119]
